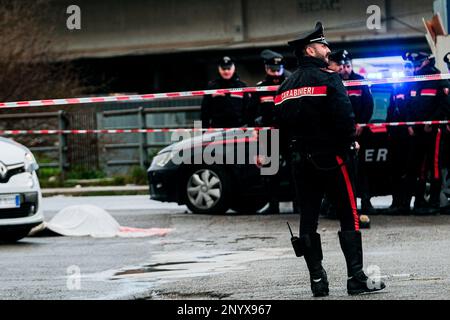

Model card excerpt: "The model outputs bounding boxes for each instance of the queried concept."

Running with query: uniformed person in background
[321,50,370,228]
[444,53,450,214]
[338,51,375,216]
[404,52,450,215]
[275,22,385,297]
[385,61,415,214]
[201,56,249,128]
[328,50,346,73]
[247,49,289,127]
[247,49,290,214]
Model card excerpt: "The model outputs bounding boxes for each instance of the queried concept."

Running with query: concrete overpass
[46,0,435,59]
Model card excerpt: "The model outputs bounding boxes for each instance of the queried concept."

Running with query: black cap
[260,49,284,71]
[288,22,330,50]
[402,52,432,67]
[329,49,351,65]
[218,56,234,69]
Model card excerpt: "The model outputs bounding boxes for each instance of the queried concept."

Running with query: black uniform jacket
[345,71,374,124]
[407,67,450,124]
[386,83,412,137]
[201,74,249,128]
[247,74,287,126]
[274,56,356,157]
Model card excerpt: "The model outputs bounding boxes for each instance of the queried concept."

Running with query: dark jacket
[386,83,412,137]
[274,56,356,156]
[407,67,450,124]
[201,74,249,128]
[345,71,374,124]
[247,74,287,126]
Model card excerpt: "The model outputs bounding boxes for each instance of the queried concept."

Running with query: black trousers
[406,128,443,206]
[443,128,450,172]
[291,152,360,236]
[388,131,411,204]
[357,129,371,202]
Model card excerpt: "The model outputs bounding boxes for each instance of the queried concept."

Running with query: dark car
[147,129,289,214]
[148,86,450,214]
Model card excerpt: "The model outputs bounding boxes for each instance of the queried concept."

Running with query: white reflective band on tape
[1,74,449,110]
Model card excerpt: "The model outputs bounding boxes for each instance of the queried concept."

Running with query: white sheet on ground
[45,205,172,238]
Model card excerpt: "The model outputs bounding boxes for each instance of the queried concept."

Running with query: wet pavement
[0,195,449,300]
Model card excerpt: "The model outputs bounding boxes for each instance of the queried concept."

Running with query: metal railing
[0,110,68,173]
[100,105,201,170]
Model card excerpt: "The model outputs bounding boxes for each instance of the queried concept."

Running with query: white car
[0,137,44,242]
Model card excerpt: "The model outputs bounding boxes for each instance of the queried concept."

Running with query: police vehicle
[148,74,450,214]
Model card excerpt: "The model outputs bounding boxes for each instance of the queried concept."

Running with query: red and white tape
[359,120,450,128]
[0,127,270,135]
[1,73,450,110]
[0,121,449,135]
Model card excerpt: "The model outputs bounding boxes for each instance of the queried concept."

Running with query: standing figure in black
[321,50,370,227]
[201,56,249,128]
[248,49,290,214]
[247,49,289,126]
[339,51,375,218]
[275,22,385,297]
[404,52,450,215]
[385,61,415,214]
[444,53,450,214]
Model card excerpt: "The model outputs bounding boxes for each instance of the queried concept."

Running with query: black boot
[300,233,329,297]
[260,200,280,214]
[397,192,412,215]
[361,198,376,215]
[412,180,435,215]
[384,195,402,215]
[338,230,386,295]
[268,200,280,214]
[429,179,443,213]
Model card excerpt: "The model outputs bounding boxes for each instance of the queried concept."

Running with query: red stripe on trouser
[434,129,442,179]
[336,156,359,231]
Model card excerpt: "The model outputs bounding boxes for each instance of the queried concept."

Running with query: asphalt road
[0,195,449,300]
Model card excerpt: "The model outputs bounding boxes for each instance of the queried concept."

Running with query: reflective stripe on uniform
[260,96,275,103]
[347,89,362,97]
[230,92,245,98]
[336,156,359,231]
[420,89,438,96]
[274,86,327,105]
[434,129,442,179]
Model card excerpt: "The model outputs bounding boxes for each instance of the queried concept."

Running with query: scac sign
[365,148,388,162]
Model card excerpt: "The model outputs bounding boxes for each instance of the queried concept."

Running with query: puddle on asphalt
[114,261,200,276]
[229,236,277,243]
[110,247,291,282]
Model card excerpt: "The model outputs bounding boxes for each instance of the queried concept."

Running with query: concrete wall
[45,0,435,59]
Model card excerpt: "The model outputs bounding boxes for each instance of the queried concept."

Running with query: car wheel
[231,199,268,214]
[185,167,229,214]
[0,227,32,243]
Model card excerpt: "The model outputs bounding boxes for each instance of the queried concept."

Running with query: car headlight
[24,152,39,173]
[153,152,174,167]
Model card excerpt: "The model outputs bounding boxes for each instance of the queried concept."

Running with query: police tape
[359,120,450,128]
[1,73,450,110]
[0,121,449,135]
[0,127,270,135]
